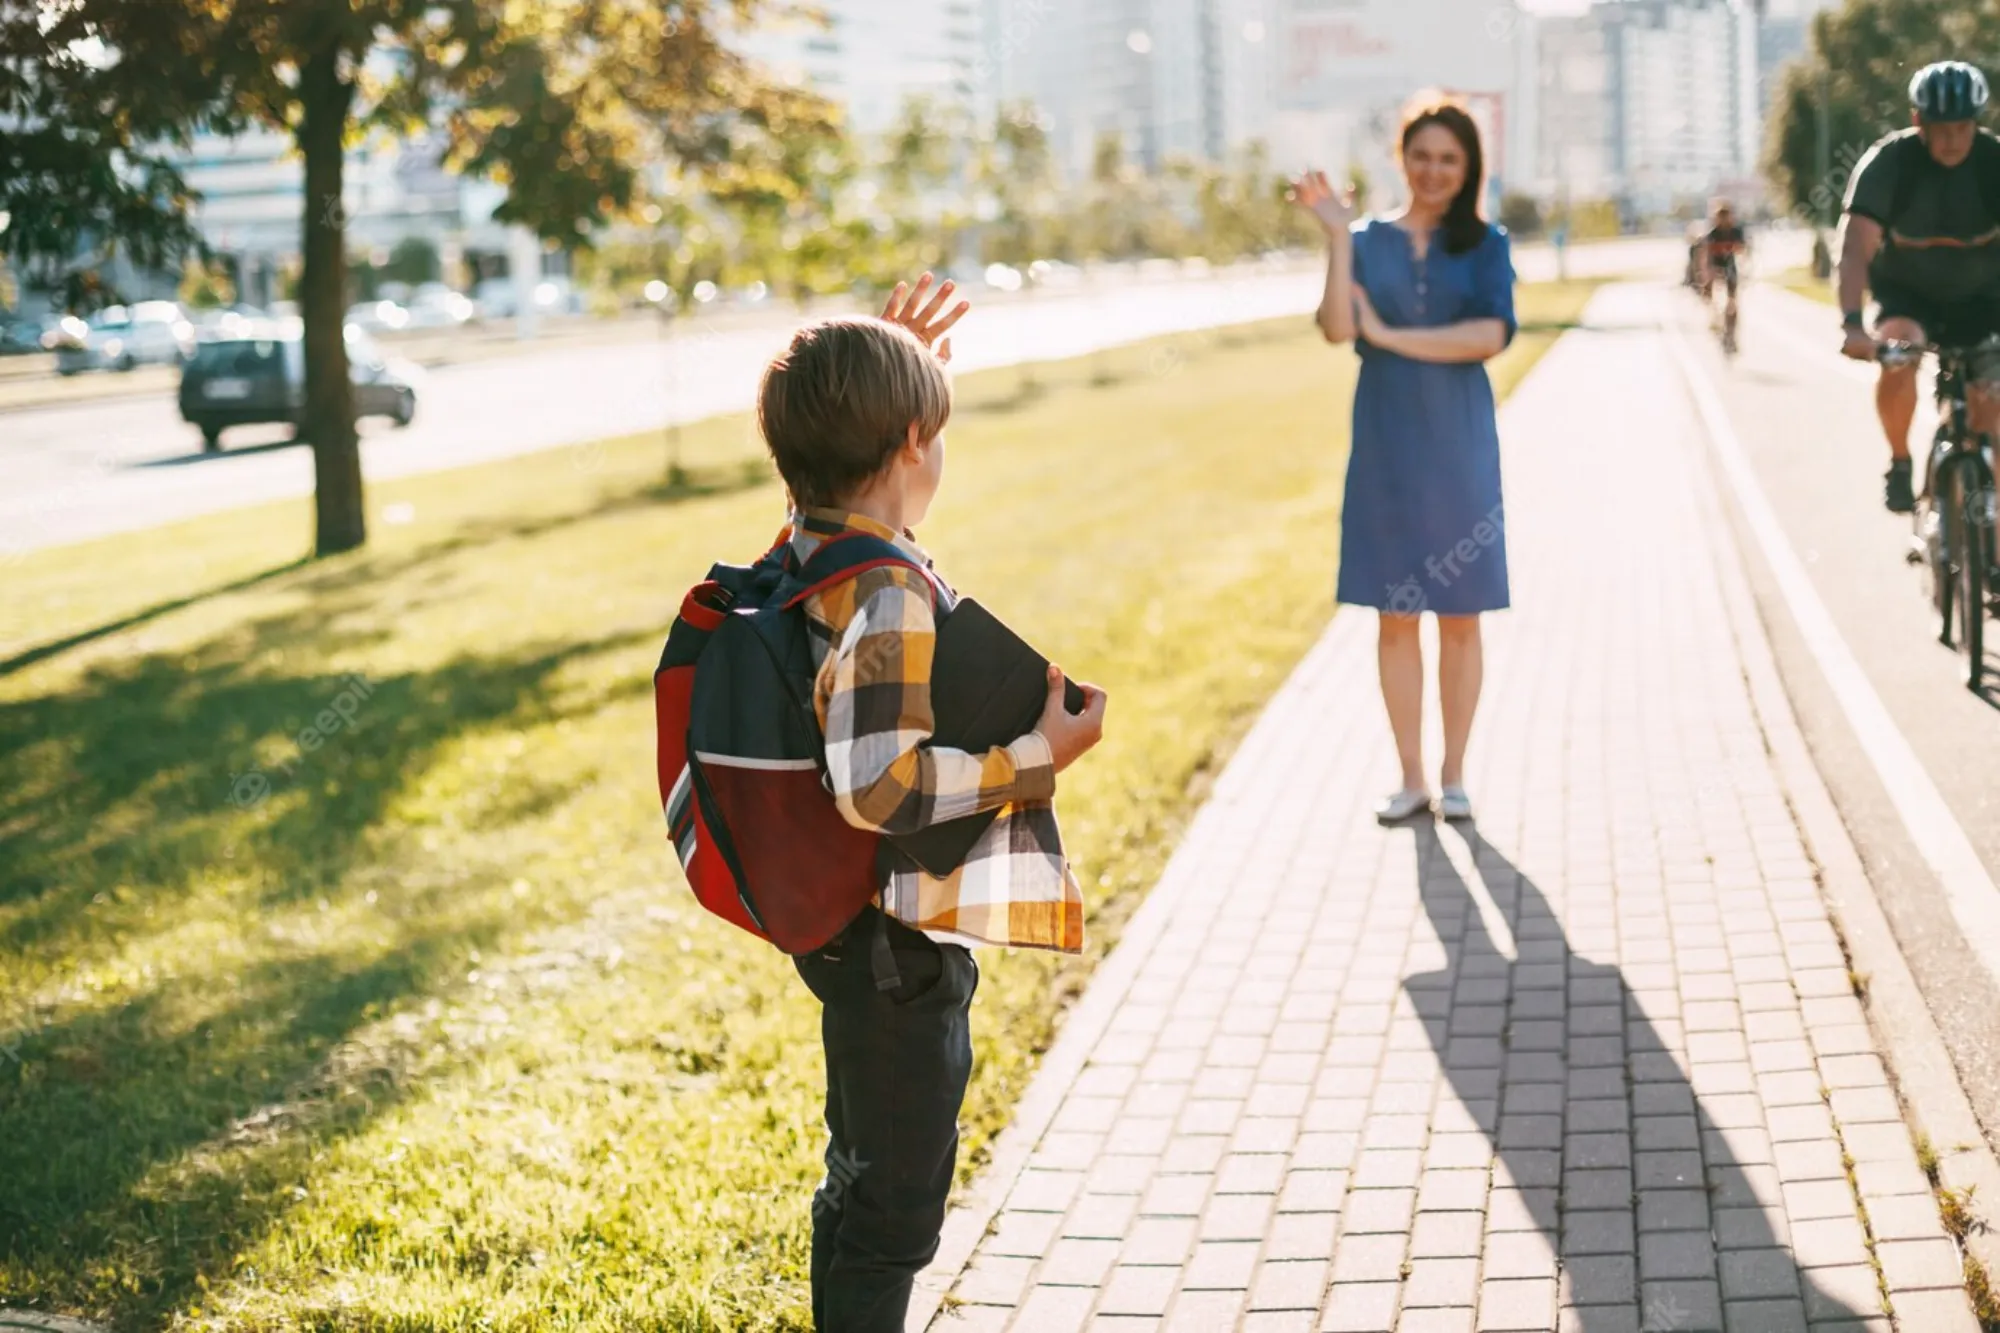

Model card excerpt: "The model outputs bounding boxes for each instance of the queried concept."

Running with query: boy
[759,274,1108,1332]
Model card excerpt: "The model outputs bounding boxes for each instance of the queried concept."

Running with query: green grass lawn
[1776,265,1837,305]
[0,282,1597,1332]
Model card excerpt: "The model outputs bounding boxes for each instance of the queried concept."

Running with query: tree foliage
[1763,0,1997,223]
[0,3,208,298]
[1499,191,1543,238]
[3,0,829,555]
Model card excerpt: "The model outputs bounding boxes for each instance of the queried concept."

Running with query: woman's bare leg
[1437,614,1484,789]
[1378,612,1427,791]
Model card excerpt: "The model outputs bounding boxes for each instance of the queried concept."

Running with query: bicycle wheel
[1938,461,1962,648]
[1956,468,1989,689]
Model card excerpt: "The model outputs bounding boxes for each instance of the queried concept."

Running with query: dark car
[0,313,60,355]
[178,320,418,452]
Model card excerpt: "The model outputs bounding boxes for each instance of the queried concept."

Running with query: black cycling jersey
[1703,224,1746,262]
[1844,127,2000,303]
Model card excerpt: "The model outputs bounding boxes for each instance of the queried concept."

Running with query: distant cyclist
[1841,60,2000,512]
[1699,199,1748,352]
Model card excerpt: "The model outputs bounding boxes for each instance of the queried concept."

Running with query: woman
[1292,96,1517,824]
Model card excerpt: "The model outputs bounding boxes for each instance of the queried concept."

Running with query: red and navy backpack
[653,530,942,954]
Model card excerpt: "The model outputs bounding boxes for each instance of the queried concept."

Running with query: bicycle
[1887,337,2000,690]
[1693,250,1745,357]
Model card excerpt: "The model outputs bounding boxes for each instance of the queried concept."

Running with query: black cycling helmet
[1911,60,1989,123]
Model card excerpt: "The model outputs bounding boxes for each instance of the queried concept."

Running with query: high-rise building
[1534,0,1762,214]
[171,124,511,307]
[998,0,1226,175]
[1754,0,1837,116]
[1005,0,1536,193]
[1756,15,1808,115]
[1537,16,1622,201]
[1246,0,1537,209]
[743,0,984,137]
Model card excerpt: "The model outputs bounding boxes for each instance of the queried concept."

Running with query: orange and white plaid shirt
[793,508,1085,954]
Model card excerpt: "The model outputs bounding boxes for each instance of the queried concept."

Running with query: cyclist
[1699,199,1748,352]
[1840,60,2000,513]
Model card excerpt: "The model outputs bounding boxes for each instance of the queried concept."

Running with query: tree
[3,0,828,556]
[875,95,970,274]
[1763,0,1993,223]
[179,258,237,309]
[0,5,206,307]
[384,235,441,286]
[1498,191,1542,238]
[983,102,1056,264]
[705,109,871,302]
[1078,132,1151,260]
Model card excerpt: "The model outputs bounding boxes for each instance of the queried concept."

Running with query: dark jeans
[793,908,977,1333]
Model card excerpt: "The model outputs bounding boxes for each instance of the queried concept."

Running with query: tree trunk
[298,46,364,556]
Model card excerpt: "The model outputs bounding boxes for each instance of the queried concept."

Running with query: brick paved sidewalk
[915,290,1982,1332]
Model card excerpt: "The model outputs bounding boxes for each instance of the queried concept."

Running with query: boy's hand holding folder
[1033,663,1107,774]
[887,598,1106,877]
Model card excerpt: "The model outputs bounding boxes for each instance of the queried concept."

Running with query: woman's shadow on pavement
[1400,820,1867,1329]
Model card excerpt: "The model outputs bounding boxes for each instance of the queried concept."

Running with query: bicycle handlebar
[1876,340,1926,369]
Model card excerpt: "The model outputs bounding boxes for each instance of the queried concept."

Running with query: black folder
[887,598,1085,877]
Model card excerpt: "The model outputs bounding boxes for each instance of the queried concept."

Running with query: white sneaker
[1438,786,1474,821]
[1374,788,1434,824]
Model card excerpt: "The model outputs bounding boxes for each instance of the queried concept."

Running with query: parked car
[472,276,583,319]
[344,299,411,333]
[0,313,60,355]
[178,319,419,452]
[405,282,474,328]
[52,301,195,374]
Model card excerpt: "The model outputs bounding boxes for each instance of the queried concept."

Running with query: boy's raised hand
[883,273,971,364]
[1034,664,1107,776]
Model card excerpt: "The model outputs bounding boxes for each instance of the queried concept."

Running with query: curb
[903,624,1344,1331]
[902,724,1264,1329]
[903,299,1579,1330]
[0,1314,112,1332]
[1675,319,2000,1309]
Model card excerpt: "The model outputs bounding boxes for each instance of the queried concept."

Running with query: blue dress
[1335,218,1517,616]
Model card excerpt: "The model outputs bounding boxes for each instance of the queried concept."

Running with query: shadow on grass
[0,614,647,941]
[0,578,656,1323]
[0,941,495,1327]
[0,556,313,679]
[1,454,772,684]
[959,376,1050,416]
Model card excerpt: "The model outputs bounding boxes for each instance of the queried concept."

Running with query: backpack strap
[783,531,949,611]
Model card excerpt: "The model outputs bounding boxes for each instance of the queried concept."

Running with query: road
[1667,279,2000,1152]
[0,267,1320,555]
[0,232,1801,557]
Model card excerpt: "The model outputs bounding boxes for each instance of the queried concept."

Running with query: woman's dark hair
[1398,95,1488,256]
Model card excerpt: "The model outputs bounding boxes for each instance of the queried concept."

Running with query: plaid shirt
[793,508,1084,953]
